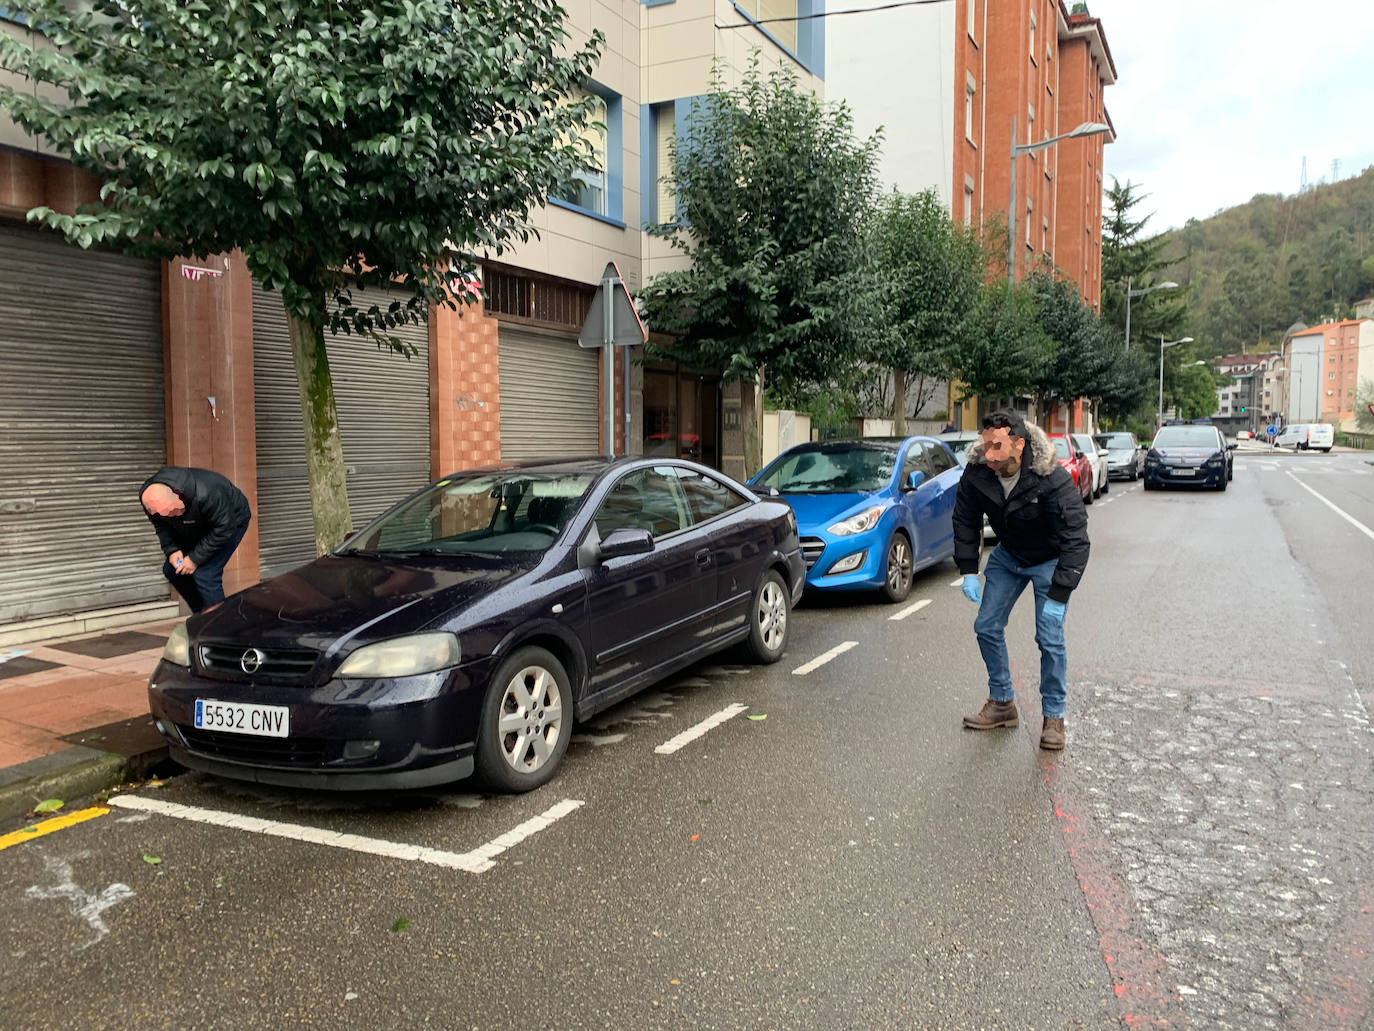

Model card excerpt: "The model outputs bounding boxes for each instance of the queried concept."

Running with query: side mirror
[904,470,926,492]
[761,485,781,498]
[1074,450,1086,461]
[1226,443,1237,451]
[597,528,654,560]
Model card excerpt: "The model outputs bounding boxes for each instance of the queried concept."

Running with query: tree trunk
[740,379,762,475]
[286,309,353,555]
[891,367,907,435]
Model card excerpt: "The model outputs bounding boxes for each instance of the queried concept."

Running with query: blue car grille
[800,537,826,570]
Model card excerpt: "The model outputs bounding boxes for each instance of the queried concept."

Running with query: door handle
[695,548,712,568]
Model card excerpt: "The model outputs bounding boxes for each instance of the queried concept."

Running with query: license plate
[195,699,289,737]
[1171,468,1197,477]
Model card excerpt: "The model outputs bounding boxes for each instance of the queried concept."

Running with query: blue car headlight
[827,506,885,536]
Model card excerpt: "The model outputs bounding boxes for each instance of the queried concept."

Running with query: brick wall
[430,296,502,475]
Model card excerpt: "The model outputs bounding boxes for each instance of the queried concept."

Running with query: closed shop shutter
[253,287,431,580]
[498,324,601,462]
[0,224,166,624]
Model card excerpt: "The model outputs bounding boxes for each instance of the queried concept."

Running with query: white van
[1274,423,1334,451]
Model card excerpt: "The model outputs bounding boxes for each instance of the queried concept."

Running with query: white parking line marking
[1285,472,1374,541]
[948,576,965,587]
[889,598,931,621]
[792,640,858,676]
[106,794,583,874]
[654,702,749,754]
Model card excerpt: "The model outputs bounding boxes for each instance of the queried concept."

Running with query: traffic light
[1239,406,1247,413]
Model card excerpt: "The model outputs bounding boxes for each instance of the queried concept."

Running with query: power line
[716,0,953,31]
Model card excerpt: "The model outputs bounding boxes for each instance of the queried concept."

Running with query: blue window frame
[550,82,625,228]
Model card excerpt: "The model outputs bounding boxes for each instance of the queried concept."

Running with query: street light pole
[1008,119,1112,285]
[1124,278,1179,352]
[1158,335,1194,428]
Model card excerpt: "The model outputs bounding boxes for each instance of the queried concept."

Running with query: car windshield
[342,470,598,556]
[755,443,899,493]
[1051,437,1072,459]
[1095,433,1134,449]
[1153,427,1220,448]
[944,437,977,466]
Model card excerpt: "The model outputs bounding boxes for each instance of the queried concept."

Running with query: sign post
[578,262,647,458]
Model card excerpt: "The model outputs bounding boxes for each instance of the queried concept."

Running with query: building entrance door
[643,367,720,470]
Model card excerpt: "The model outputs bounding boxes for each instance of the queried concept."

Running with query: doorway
[643,367,721,470]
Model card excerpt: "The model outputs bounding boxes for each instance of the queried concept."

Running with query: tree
[1100,178,1186,352]
[868,189,984,433]
[638,60,881,471]
[951,279,1050,407]
[1028,270,1116,433]
[0,0,603,553]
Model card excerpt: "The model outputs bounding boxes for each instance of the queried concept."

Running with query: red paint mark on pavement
[1041,756,1190,1030]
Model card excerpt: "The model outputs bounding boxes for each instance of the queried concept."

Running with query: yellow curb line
[0,807,110,852]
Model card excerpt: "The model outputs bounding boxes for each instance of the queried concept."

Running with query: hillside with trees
[1157,166,1374,357]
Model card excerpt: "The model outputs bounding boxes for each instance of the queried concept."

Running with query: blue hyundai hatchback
[748,437,962,602]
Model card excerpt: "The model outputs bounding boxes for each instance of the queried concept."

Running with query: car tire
[880,533,914,603]
[1217,474,1228,492]
[1143,478,1156,491]
[745,568,791,663]
[1102,478,1110,494]
[1084,482,1094,504]
[475,645,573,793]
[1322,447,1332,453]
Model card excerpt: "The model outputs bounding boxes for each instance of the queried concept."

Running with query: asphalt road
[2,447,1371,1031]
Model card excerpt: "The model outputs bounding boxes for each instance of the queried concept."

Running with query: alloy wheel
[887,537,912,594]
[497,664,565,773]
[756,579,788,652]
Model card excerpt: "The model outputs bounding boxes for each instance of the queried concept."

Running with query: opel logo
[240,648,266,675]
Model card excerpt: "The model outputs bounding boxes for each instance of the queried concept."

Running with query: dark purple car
[148,458,804,792]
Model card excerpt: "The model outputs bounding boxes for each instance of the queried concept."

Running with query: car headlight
[827,506,885,536]
[337,633,461,679]
[161,622,190,667]
[1205,455,1225,466]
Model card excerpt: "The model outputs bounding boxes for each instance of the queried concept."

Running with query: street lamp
[1008,119,1112,283]
[1157,336,1194,428]
[1124,278,1179,352]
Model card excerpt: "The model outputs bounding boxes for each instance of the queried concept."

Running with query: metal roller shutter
[0,224,166,624]
[498,324,601,461]
[253,286,431,580]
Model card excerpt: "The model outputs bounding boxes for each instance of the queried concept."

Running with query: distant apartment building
[0,3,817,637]
[1210,352,1278,432]
[1284,319,1374,430]
[826,0,1115,430]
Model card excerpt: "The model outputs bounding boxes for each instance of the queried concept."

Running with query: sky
[1086,0,1374,233]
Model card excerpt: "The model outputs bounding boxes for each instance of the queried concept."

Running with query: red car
[1047,434,1093,504]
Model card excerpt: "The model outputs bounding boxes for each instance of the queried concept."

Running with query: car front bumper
[799,527,894,592]
[1146,464,1225,487]
[148,655,497,790]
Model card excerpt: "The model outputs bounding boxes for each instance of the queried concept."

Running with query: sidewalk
[0,618,179,823]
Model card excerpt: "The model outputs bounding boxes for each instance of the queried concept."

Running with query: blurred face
[141,485,185,517]
[981,427,1025,476]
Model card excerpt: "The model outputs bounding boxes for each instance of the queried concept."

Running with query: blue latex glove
[961,574,982,604]
[1043,599,1067,626]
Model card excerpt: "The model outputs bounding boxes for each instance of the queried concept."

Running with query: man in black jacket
[139,466,252,613]
[952,411,1089,750]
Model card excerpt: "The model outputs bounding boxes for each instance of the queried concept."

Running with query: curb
[0,747,164,825]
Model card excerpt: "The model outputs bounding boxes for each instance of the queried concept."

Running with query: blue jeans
[162,519,250,613]
[973,545,1068,719]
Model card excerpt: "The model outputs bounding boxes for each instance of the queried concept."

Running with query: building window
[967,0,976,38]
[964,184,974,226]
[1041,216,1048,252]
[739,0,799,54]
[1027,104,1035,155]
[554,89,609,217]
[1025,199,1033,246]
[965,81,976,140]
[1029,9,1036,62]
[652,102,676,224]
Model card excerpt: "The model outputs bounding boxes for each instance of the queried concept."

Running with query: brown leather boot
[1040,717,1065,750]
[963,698,1019,729]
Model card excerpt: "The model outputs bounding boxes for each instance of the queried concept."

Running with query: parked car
[148,458,805,793]
[1236,430,1254,440]
[749,436,962,602]
[1047,434,1093,504]
[1143,424,1236,491]
[1071,432,1109,497]
[1275,422,1333,452]
[1093,431,1142,481]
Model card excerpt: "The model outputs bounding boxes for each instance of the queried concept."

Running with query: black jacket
[140,466,251,566]
[952,424,1089,602]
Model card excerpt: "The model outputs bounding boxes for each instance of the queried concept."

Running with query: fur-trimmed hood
[963,423,1059,477]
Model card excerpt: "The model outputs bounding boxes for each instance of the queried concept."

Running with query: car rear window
[1095,433,1134,448]
[1051,437,1071,459]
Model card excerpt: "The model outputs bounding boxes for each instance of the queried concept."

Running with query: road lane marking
[1285,472,1374,541]
[948,576,965,587]
[654,702,748,754]
[792,640,858,676]
[0,807,109,852]
[105,794,583,874]
[889,598,931,621]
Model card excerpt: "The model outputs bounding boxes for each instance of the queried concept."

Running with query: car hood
[779,491,884,533]
[1105,448,1136,459]
[188,553,535,650]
